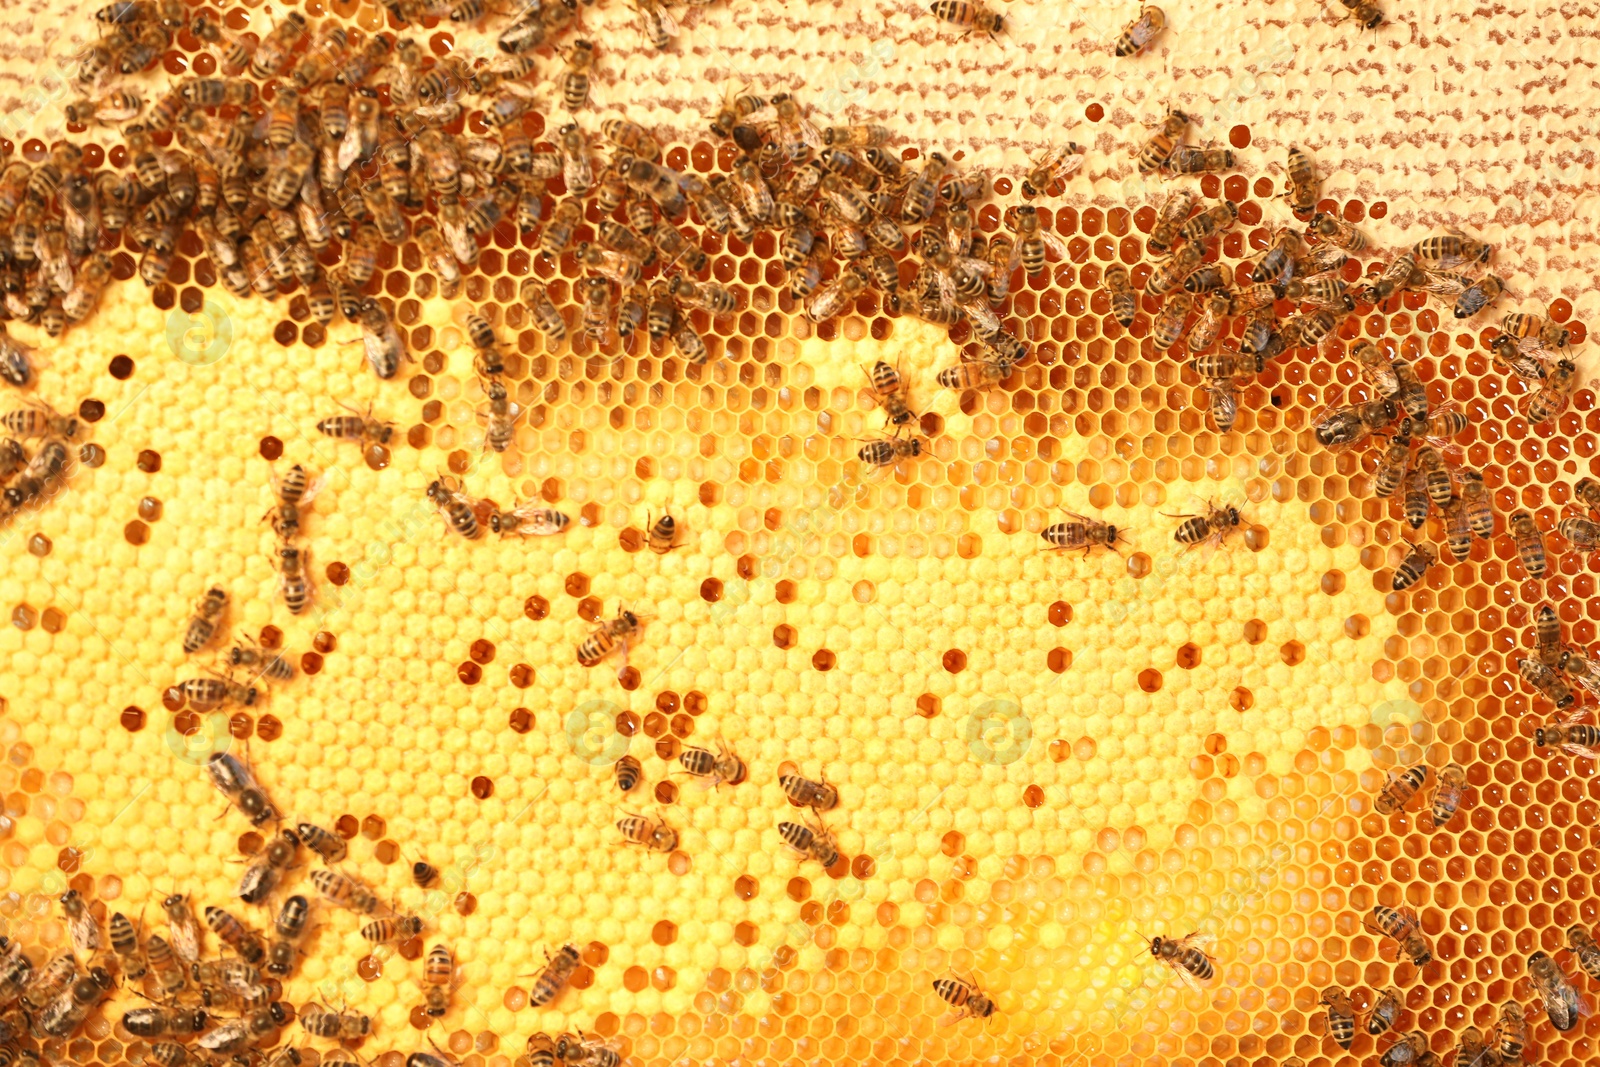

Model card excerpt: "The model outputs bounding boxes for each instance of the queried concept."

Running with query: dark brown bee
[238,831,298,905]
[1375,764,1427,815]
[779,773,838,811]
[1567,925,1600,981]
[858,436,923,469]
[1367,905,1432,965]
[109,911,147,981]
[779,818,841,868]
[1520,658,1575,709]
[266,894,310,979]
[1149,933,1215,984]
[427,477,481,540]
[932,973,997,1021]
[124,1006,209,1037]
[1559,515,1600,553]
[1367,987,1403,1035]
[301,1003,371,1039]
[1509,509,1547,577]
[527,944,580,1008]
[1104,263,1137,326]
[1321,987,1356,1049]
[1041,512,1127,556]
[614,755,642,792]
[182,586,228,654]
[1430,763,1467,829]
[618,811,678,852]
[296,822,347,865]
[677,742,747,787]
[203,906,266,965]
[645,512,682,554]
[1166,501,1242,549]
[1391,541,1437,592]
[317,401,393,448]
[1380,1031,1428,1067]
[1251,228,1300,284]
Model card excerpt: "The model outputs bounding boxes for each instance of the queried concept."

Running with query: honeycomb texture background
[0,2,1595,1067]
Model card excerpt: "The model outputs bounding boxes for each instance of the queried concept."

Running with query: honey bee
[179,586,228,655]
[108,912,147,982]
[203,906,266,966]
[1391,540,1438,592]
[1307,211,1368,252]
[301,1002,372,1039]
[1373,435,1411,500]
[38,968,113,1038]
[479,379,519,454]
[144,934,186,998]
[1521,657,1577,708]
[1144,242,1203,297]
[1465,467,1497,537]
[1506,509,1548,577]
[1149,932,1216,986]
[1314,397,1396,449]
[1441,495,1473,561]
[860,359,917,429]
[857,435,924,469]
[310,868,381,915]
[805,269,867,323]
[1103,263,1137,326]
[1181,265,1229,295]
[266,894,310,978]
[1368,906,1432,966]
[1528,951,1582,1031]
[239,830,298,905]
[346,300,405,381]
[518,280,568,347]
[21,954,76,1012]
[578,607,645,672]
[123,1006,209,1037]
[678,742,747,787]
[1150,292,1193,350]
[1502,311,1571,351]
[1250,227,1300,285]
[1577,475,1600,513]
[1366,987,1404,1036]
[1567,926,1600,981]
[1186,292,1232,353]
[618,810,678,852]
[779,773,838,811]
[1534,601,1564,664]
[899,152,949,224]
[1166,146,1235,174]
[1379,1031,1428,1067]
[936,355,1014,391]
[1166,500,1242,549]
[779,818,842,868]
[208,751,280,825]
[639,510,682,554]
[525,1032,557,1067]
[1413,229,1492,270]
[1493,1000,1526,1059]
[2,401,77,442]
[525,944,580,1007]
[555,39,597,111]
[1284,276,1353,311]
[673,320,711,364]
[1413,444,1451,509]
[556,1032,620,1067]
[1519,358,1577,424]
[1282,146,1318,217]
[1019,143,1086,198]
[59,890,102,962]
[1177,201,1238,246]
[1447,1026,1490,1067]
[1041,512,1127,555]
[1534,716,1600,756]
[1112,4,1166,55]
[1007,205,1068,275]
[1559,514,1600,555]
[1453,274,1505,318]
[1488,336,1550,381]
[1375,764,1427,815]
[1135,110,1190,174]
[1321,987,1356,1049]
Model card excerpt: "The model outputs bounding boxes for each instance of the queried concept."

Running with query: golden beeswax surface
[0,2,1595,1067]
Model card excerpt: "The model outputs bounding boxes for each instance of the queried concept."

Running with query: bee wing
[933,271,958,307]
[797,116,826,151]
[299,474,326,507]
[741,104,778,126]
[1176,931,1218,953]
[1039,229,1071,260]
[1159,953,1208,992]
[650,4,680,39]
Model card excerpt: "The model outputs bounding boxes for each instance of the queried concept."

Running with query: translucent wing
[299,473,326,507]
[1040,229,1070,260]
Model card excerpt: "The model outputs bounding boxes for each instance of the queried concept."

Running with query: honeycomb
[0,2,1594,1067]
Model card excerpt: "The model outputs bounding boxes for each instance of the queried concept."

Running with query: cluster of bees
[0,394,83,525]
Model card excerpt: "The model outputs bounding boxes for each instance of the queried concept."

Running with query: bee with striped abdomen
[1321,987,1356,1049]
[1042,512,1127,556]
[1104,263,1137,326]
[1367,905,1432,966]
[677,742,747,787]
[578,606,645,674]
[618,811,678,852]
[779,772,838,811]
[1509,509,1548,577]
[1367,987,1403,1035]
[1135,110,1189,175]
[1113,5,1165,56]
[1149,932,1215,986]
[317,400,393,448]
[182,587,228,654]
[644,511,682,553]
[238,831,298,905]
[932,972,997,1023]
[779,817,842,868]
[1528,950,1581,1031]
[1375,764,1426,815]
[1391,541,1437,592]
[1165,500,1242,549]
[296,822,347,865]
[526,944,580,1007]
[1413,229,1492,270]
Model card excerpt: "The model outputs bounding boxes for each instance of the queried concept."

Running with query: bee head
[1534,728,1550,747]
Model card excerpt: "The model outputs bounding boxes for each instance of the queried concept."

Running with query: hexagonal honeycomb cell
[0,2,1595,1067]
